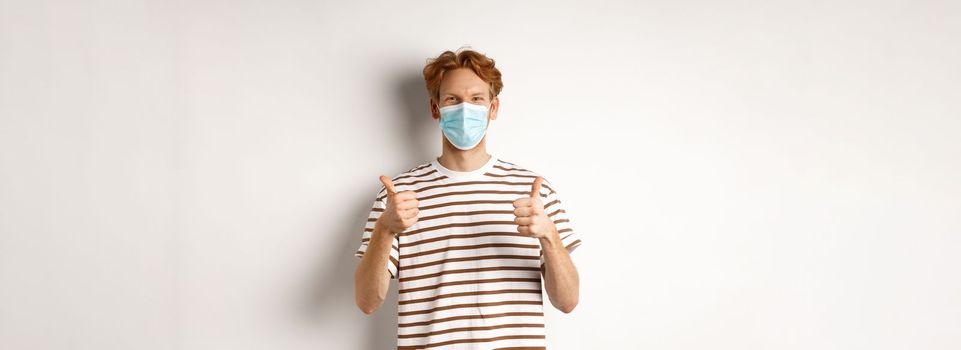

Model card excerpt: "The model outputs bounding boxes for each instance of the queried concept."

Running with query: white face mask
[439,102,490,150]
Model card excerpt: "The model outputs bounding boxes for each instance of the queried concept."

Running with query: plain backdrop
[1,0,959,349]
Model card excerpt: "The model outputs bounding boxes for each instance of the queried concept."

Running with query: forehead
[439,68,490,96]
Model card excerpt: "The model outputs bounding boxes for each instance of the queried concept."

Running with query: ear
[489,96,499,121]
[429,98,440,120]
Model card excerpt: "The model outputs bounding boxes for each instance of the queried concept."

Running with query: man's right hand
[377,175,419,235]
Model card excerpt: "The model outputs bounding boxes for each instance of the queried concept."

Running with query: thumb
[530,176,543,198]
[379,175,396,199]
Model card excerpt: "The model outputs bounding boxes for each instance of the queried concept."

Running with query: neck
[438,137,491,172]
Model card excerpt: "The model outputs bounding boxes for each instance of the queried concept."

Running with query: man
[353,47,582,349]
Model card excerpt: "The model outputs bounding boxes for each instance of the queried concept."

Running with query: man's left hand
[513,176,558,240]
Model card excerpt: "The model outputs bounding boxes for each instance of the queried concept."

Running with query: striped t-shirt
[354,155,582,350]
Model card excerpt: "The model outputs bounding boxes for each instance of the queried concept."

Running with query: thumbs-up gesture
[377,175,420,235]
[513,177,558,239]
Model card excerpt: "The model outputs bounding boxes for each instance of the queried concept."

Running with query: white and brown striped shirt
[355,156,582,350]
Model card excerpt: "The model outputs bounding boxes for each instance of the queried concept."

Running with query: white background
[1,0,959,349]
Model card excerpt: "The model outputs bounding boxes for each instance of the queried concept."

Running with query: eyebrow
[444,92,487,97]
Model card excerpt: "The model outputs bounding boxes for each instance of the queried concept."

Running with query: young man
[353,48,582,349]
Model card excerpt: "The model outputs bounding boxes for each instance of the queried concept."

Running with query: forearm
[539,229,579,313]
[354,222,394,314]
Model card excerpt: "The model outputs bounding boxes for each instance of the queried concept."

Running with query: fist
[513,176,557,239]
[377,175,419,235]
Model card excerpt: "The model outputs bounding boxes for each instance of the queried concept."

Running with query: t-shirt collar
[430,154,497,181]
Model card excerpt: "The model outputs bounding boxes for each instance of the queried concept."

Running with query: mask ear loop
[481,104,493,147]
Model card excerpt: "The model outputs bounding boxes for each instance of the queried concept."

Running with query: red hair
[423,48,503,102]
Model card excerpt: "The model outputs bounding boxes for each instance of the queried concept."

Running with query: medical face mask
[438,101,490,150]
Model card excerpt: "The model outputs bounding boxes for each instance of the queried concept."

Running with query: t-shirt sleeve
[354,190,401,279]
[539,179,582,266]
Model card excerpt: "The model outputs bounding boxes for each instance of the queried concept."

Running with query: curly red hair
[423,48,503,102]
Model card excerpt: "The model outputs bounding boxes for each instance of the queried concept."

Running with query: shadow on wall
[295,69,434,350]
[397,68,439,163]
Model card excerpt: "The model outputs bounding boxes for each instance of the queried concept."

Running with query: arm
[513,176,580,313]
[354,222,394,315]
[353,175,419,315]
[540,228,580,313]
